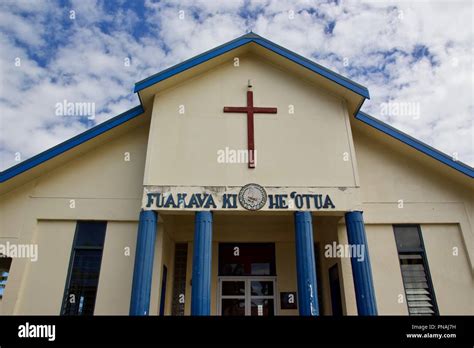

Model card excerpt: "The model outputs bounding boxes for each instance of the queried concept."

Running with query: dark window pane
[222,263,245,276]
[75,222,107,247]
[159,265,167,316]
[251,281,273,296]
[222,299,245,316]
[394,226,422,251]
[62,249,103,315]
[222,281,245,296]
[219,243,275,276]
[250,263,271,275]
[0,257,13,299]
[251,299,274,316]
[329,264,343,316]
[62,221,106,316]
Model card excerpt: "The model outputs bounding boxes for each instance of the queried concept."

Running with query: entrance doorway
[218,277,276,316]
[217,243,276,316]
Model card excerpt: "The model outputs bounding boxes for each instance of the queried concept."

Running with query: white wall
[145,54,358,188]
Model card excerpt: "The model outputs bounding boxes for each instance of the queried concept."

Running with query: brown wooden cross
[223,84,277,168]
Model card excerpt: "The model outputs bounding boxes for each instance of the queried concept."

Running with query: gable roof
[0,33,472,186]
[134,32,370,99]
[356,111,473,178]
[0,105,144,183]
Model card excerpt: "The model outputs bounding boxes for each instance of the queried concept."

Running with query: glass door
[249,279,275,316]
[220,279,246,316]
[218,277,276,316]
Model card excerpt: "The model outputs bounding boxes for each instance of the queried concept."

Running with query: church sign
[142,184,355,212]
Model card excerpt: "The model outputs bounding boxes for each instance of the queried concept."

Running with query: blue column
[191,211,213,316]
[345,211,378,315]
[130,210,157,315]
[294,211,319,316]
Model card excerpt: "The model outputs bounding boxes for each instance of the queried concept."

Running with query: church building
[0,33,473,316]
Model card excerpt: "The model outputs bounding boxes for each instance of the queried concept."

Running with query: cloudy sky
[0,0,472,170]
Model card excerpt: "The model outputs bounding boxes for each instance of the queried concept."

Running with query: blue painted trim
[134,37,253,92]
[134,33,370,99]
[0,105,144,183]
[356,111,474,178]
[191,211,213,316]
[253,38,370,99]
[345,211,378,316]
[7,33,467,187]
[130,210,158,315]
[294,211,319,316]
[1,33,370,185]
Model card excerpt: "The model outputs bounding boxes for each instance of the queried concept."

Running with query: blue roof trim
[133,33,370,99]
[356,111,474,178]
[134,37,253,92]
[3,33,467,186]
[253,38,370,99]
[0,105,144,183]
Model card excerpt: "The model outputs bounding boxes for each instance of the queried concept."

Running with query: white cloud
[0,0,472,171]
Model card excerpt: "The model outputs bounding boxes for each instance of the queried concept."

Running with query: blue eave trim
[0,105,144,183]
[356,111,474,178]
[133,35,370,99]
[253,38,370,99]
[134,37,253,92]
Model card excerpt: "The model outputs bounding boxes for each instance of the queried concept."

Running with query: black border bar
[0,315,473,346]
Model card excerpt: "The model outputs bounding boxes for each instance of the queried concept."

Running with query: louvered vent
[394,225,438,316]
[399,254,436,315]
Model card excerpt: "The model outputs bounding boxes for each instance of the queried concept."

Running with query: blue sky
[0,0,472,170]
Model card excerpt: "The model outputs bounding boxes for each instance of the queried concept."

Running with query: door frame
[217,276,277,316]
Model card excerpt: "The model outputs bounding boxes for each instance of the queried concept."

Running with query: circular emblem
[238,183,267,211]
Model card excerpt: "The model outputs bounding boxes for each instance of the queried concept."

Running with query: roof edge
[0,105,144,183]
[355,111,474,178]
[134,36,253,92]
[133,33,370,99]
[252,37,370,99]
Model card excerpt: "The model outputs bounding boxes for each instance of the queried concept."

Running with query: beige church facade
[0,33,473,317]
